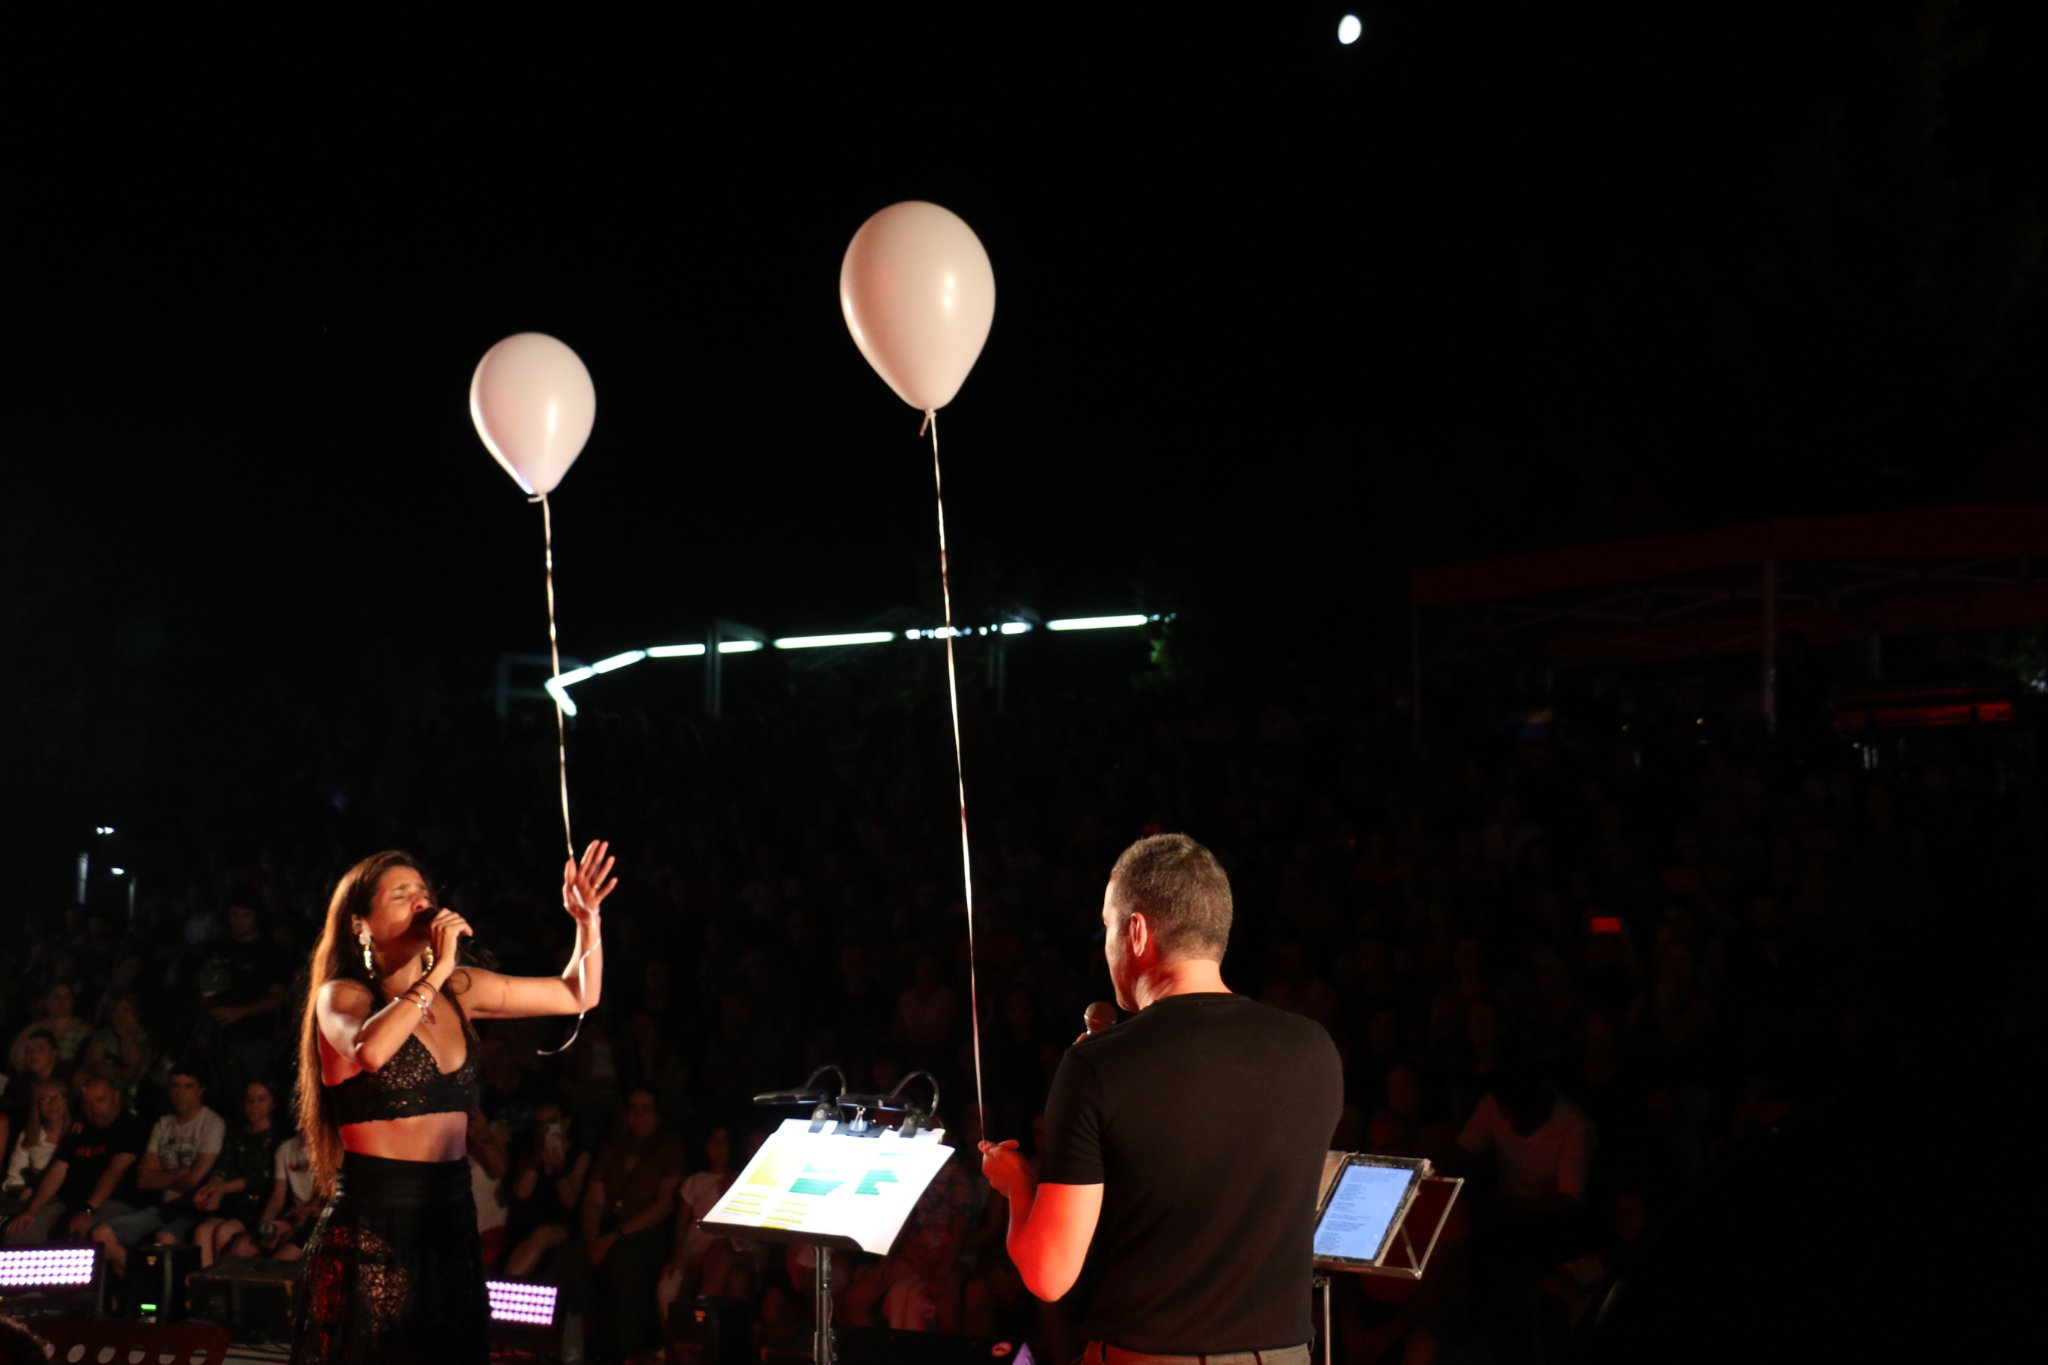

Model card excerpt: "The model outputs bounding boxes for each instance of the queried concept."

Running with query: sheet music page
[702,1117,955,1256]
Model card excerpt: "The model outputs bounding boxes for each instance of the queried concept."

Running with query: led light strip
[544,613,1168,701]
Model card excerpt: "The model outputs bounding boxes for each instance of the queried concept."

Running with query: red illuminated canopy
[1410,505,2048,666]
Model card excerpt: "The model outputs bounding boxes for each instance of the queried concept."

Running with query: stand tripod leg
[814,1246,834,1365]
[1315,1273,1331,1365]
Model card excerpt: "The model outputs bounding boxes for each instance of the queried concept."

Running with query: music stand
[698,1113,953,1365]
[1308,1152,1465,1365]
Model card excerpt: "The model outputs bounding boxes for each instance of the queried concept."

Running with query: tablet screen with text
[1313,1158,1423,1266]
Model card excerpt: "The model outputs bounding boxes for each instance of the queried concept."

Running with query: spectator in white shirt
[90,1066,224,1271]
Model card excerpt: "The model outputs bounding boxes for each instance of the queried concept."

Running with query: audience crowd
[2,659,2040,1363]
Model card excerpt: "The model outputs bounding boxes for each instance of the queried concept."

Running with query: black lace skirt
[289,1152,488,1365]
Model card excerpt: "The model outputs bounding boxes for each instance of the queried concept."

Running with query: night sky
[7,3,2045,842]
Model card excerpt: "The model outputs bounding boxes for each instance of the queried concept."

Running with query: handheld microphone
[1075,1001,1117,1045]
[412,910,498,970]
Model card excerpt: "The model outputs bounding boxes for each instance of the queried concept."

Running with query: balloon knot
[528,494,546,505]
[919,411,933,438]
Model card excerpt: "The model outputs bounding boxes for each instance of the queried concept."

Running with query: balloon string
[540,494,575,862]
[536,492,587,1058]
[928,409,985,1136]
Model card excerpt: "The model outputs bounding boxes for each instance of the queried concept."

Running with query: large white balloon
[840,202,996,413]
[469,333,597,496]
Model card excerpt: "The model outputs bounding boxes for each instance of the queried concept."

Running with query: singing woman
[289,841,616,1365]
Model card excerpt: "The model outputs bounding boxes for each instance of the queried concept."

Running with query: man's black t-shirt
[195,936,291,1041]
[1037,992,1343,1354]
[55,1110,147,1207]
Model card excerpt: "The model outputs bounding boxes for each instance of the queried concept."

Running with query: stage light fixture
[717,640,763,654]
[646,643,707,658]
[773,632,897,650]
[0,1247,97,1288]
[1338,13,1363,44]
[1001,621,1031,635]
[592,650,646,674]
[487,1279,558,1327]
[111,867,127,876]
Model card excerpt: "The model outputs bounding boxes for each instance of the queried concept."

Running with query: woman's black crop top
[327,1030,481,1126]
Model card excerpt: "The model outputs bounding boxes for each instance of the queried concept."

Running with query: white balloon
[469,333,597,496]
[840,202,996,413]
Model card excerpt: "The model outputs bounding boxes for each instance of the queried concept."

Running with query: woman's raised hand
[564,839,617,923]
[429,908,473,970]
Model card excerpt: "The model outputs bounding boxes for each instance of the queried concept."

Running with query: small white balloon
[469,333,597,497]
[840,202,996,414]
[1338,14,1363,45]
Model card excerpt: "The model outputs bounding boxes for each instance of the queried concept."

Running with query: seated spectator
[469,1107,513,1269]
[192,900,290,1093]
[1372,1061,1460,1169]
[503,1097,590,1278]
[189,1078,286,1266]
[0,1031,69,1160]
[1,1080,72,1215]
[1457,1070,1595,1221]
[657,1124,741,1317]
[847,1129,973,1332]
[576,1088,683,1361]
[8,988,90,1071]
[229,1132,320,1263]
[2,1074,144,1244]
[79,993,163,1112]
[1261,939,1341,1030]
[893,951,960,1064]
[90,1064,224,1272]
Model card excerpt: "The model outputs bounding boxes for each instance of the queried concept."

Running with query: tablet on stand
[1308,1152,1465,1365]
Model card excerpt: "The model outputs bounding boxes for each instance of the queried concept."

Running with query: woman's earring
[357,923,377,978]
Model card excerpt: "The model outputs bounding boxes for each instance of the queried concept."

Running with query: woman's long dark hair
[294,850,429,1195]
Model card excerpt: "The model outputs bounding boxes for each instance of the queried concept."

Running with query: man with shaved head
[981,834,1343,1364]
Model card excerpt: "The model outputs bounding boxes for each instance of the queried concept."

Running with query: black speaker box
[123,1242,202,1321]
[187,1256,299,1340]
[668,1295,751,1365]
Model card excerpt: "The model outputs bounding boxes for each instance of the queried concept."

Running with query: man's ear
[1126,911,1152,960]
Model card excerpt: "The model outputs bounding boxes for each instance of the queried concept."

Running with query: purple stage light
[0,1247,97,1287]
[486,1279,558,1327]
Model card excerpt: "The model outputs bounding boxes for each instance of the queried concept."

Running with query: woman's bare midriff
[340,1112,469,1164]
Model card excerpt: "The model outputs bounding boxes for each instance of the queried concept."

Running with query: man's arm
[979,1142,1102,1302]
[258,1175,288,1226]
[557,1152,591,1210]
[133,1149,172,1191]
[5,1158,68,1232]
[168,1148,219,1193]
[615,1176,679,1237]
[83,1152,138,1211]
